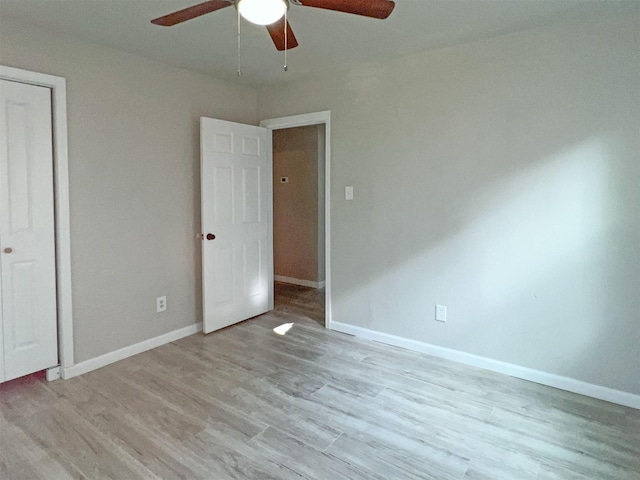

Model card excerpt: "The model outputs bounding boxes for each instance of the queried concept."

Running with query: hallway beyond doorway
[274,282,324,327]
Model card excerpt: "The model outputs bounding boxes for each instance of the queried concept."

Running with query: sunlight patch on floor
[273,322,294,335]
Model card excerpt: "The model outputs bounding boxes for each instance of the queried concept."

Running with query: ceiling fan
[151,0,396,51]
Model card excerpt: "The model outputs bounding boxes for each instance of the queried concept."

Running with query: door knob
[206,233,216,241]
[3,247,12,254]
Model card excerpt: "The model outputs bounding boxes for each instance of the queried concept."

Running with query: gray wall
[258,8,640,395]
[0,21,257,363]
[1,7,637,397]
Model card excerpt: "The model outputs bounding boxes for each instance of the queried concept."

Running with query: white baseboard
[329,321,640,410]
[275,275,325,289]
[62,323,202,379]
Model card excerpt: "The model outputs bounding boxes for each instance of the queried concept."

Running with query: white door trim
[0,66,74,378]
[260,111,331,328]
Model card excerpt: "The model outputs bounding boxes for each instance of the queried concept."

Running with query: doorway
[260,111,331,328]
[272,124,325,326]
[0,66,73,380]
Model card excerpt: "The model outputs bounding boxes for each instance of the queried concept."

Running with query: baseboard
[329,321,640,410]
[275,275,324,289]
[62,323,202,379]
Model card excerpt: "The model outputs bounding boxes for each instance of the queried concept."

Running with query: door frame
[0,66,74,378]
[260,111,331,328]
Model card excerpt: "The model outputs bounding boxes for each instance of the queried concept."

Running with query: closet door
[0,79,58,382]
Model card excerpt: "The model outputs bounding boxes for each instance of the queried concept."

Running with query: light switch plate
[435,304,447,322]
[345,186,354,200]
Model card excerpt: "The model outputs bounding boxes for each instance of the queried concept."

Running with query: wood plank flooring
[1,285,639,479]
[273,281,325,326]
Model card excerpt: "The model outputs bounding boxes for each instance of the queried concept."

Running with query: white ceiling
[0,0,611,86]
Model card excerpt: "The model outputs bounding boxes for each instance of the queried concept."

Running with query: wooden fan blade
[266,18,299,51]
[298,0,395,19]
[151,0,232,26]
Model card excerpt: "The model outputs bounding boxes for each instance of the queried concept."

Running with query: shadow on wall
[332,96,639,393]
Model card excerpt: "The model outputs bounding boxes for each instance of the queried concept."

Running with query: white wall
[258,8,640,395]
[0,21,257,363]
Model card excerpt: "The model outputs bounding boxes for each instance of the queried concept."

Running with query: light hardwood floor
[1,285,639,479]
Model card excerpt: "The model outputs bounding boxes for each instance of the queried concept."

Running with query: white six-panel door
[0,79,58,382]
[200,117,272,334]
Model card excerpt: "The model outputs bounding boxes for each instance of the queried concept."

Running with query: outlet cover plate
[435,304,447,322]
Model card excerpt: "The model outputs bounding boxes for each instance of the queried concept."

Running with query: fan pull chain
[237,7,242,77]
[283,7,288,72]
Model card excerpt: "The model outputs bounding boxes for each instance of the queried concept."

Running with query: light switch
[345,186,354,200]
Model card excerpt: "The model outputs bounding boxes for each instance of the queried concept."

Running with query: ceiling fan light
[237,0,287,26]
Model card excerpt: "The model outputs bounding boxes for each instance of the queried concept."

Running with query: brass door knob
[3,247,12,254]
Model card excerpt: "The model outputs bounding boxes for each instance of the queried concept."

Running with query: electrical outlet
[156,296,167,313]
[435,304,447,322]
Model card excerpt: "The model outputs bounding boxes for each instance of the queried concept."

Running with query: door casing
[0,66,73,378]
[260,111,332,328]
